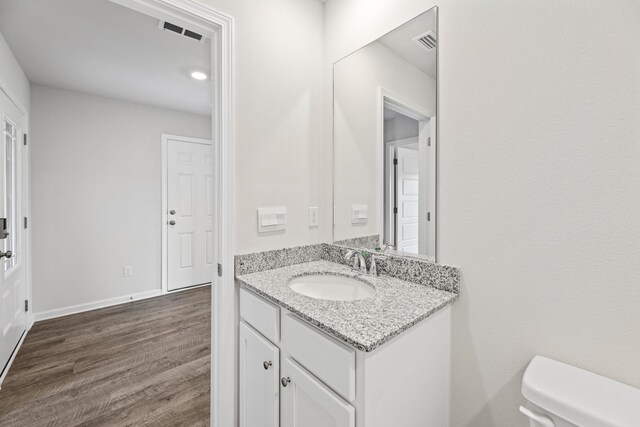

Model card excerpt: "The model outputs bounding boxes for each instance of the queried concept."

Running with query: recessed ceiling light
[191,71,207,81]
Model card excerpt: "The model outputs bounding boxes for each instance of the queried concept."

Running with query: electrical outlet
[309,206,319,227]
[123,266,133,277]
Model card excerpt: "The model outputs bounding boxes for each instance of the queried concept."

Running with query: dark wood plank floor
[0,287,211,427]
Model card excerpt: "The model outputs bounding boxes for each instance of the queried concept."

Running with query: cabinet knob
[263,361,272,370]
[169,220,176,226]
[281,377,291,387]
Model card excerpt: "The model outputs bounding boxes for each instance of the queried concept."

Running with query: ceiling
[0,0,211,115]
[378,8,436,78]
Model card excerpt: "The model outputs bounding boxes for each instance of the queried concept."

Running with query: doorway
[380,91,436,260]
[386,141,420,253]
[0,0,235,425]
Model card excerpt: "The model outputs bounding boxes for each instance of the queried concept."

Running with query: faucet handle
[344,249,356,260]
[344,249,361,271]
[381,244,395,253]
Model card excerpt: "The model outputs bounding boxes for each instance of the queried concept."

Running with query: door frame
[377,87,434,258]
[0,82,31,387]
[384,137,418,247]
[161,134,213,295]
[109,2,235,426]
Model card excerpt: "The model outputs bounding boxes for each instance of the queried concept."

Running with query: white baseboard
[33,289,163,322]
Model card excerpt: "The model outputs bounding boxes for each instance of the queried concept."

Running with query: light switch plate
[257,207,286,233]
[309,207,319,227]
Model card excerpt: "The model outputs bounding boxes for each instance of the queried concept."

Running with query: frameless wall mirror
[333,7,438,261]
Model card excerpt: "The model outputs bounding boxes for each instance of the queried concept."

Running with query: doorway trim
[377,87,435,259]
[109,1,235,426]
[161,134,213,295]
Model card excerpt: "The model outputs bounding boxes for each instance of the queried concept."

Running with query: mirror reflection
[333,8,438,261]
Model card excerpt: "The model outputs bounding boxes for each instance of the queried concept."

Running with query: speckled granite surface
[322,244,460,294]
[236,260,458,352]
[333,235,380,249]
[236,243,460,293]
[235,244,324,275]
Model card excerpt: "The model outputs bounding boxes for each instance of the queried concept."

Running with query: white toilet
[521,356,640,427]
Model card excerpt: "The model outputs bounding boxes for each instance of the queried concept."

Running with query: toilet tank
[521,356,640,427]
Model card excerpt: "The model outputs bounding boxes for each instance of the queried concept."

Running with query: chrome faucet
[381,243,395,253]
[344,250,367,274]
[368,254,385,276]
[345,250,386,276]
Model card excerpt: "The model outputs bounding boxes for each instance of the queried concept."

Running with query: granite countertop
[236,260,458,352]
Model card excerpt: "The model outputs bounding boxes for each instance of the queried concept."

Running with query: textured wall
[200,0,325,255]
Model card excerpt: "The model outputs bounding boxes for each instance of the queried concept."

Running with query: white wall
[325,1,640,426]
[196,0,324,254]
[0,31,29,111]
[30,85,210,316]
[384,115,419,142]
[333,40,435,241]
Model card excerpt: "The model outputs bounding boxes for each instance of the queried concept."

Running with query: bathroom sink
[287,274,376,301]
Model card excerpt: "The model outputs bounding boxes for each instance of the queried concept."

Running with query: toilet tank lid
[522,356,640,427]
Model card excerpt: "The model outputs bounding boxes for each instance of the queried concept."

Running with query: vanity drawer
[239,288,280,344]
[281,313,356,402]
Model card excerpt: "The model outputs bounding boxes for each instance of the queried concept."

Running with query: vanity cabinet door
[239,322,279,427]
[281,358,355,427]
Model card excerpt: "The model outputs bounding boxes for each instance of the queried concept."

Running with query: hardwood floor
[0,287,211,427]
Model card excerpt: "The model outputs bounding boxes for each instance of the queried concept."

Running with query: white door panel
[402,155,419,174]
[167,138,213,291]
[396,147,419,254]
[0,89,27,379]
[281,358,355,427]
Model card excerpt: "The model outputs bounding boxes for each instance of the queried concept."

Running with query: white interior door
[395,146,419,254]
[239,322,280,427]
[281,358,355,427]
[0,89,27,379]
[167,137,213,291]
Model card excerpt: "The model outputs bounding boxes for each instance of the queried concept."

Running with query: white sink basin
[288,274,376,301]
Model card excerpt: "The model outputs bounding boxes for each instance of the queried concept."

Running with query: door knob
[281,377,291,387]
[263,361,272,370]
[169,220,176,226]
[0,250,12,259]
[169,210,176,215]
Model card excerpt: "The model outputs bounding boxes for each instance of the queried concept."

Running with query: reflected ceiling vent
[159,21,205,42]
[413,31,436,52]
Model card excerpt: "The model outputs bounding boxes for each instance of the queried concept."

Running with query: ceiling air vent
[160,21,205,42]
[413,31,436,52]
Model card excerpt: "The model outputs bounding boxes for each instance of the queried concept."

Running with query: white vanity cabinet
[239,322,280,427]
[239,287,451,427]
[281,358,355,427]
